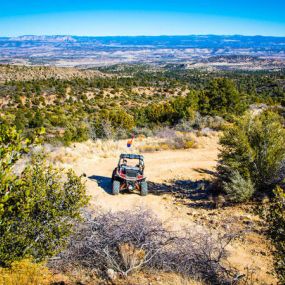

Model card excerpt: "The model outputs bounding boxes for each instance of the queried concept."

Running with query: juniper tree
[218,111,285,196]
[0,124,89,266]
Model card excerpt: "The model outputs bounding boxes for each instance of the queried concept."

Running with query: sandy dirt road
[54,134,275,284]
[68,136,219,229]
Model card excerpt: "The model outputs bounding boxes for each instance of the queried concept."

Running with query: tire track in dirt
[70,138,219,230]
[52,134,276,284]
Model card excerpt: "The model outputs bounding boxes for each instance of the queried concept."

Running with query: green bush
[223,170,255,203]
[29,111,44,128]
[199,78,247,117]
[0,125,89,266]
[218,111,285,195]
[14,111,28,130]
[91,108,135,139]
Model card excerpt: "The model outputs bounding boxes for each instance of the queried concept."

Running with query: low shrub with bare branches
[138,130,197,153]
[51,210,241,284]
[52,210,171,277]
[154,231,238,284]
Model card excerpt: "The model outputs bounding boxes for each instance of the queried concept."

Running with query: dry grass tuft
[118,271,203,285]
[138,133,198,153]
[45,131,218,167]
[0,259,53,285]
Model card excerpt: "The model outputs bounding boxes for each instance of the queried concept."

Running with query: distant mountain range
[1,35,285,69]
[3,34,285,48]
[8,35,77,42]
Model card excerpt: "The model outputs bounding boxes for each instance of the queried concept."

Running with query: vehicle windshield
[120,158,142,167]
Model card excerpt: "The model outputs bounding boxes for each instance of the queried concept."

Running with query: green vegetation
[217,110,285,282]
[0,124,88,266]
[1,64,285,283]
[1,66,284,144]
[223,170,255,203]
[218,111,285,200]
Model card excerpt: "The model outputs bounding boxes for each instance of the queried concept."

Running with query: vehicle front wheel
[112,180,120,195]
[111,168,117,182]
[140,181,148,196]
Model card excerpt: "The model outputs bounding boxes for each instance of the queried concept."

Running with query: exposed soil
[50,134,277,284]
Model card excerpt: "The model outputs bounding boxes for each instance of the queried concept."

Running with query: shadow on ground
[88,174,216,209]
[148,179,215,209]
[193,168,217,177]
[88,175,112,194]
[88,175,135,195]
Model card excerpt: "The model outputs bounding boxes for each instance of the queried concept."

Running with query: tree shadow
[193,168,218,177]
[88,175,215,209]
[149,179,215,209]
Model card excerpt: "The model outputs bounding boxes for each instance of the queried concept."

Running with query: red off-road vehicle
[111,154,148,196]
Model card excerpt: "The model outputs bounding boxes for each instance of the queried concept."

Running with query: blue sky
[1,0,285,37]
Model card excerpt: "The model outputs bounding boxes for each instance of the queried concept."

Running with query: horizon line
[1,33,285,38]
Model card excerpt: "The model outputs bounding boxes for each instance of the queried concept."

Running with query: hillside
[47,133,276,284]
[0,65,105,83]
[0,65,284,146]
[1,64,285,285]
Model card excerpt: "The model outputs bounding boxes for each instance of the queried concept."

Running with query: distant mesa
[9,35,77,42]
[1,35,285,69]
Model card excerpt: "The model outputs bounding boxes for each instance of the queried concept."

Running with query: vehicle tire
[111,169,116,182]
[140,181,148,196]
[112,180,120,195]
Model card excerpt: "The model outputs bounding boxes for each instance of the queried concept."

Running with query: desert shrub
[90,120,130,140]
[204,116,225,130]
[138,144,162,153]
[114,127,129,139]
[91,108,135,139]
[135,92,198,126]
[62,123,89,145]
[90,119,115,140]
[154,128,196,149]
[265,186,285,283]
[29,111,45,128]
[170,136,197,150]
[138,135,196,153]
[170,92,199,122]
[155,127,177,139]
[14,111,28,130]
[175,119,195,132]
[0,125,89,266]
[223,170,255,203]
[184,139,197,149]
[100,108,135,131]
[193,113,225,130]
[54,210,170,277]
[199,78,247,117]
[74,122,89,142]
[0,259,52,285]
[132,127,154,138]
[155,231,238,284]
[176,113,224,132]
[53,210,239,284]
[218,111,285,197]
[143,102,176,124]
[62,128,73,145]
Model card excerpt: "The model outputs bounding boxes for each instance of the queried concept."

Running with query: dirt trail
[50,134,276,284]
[70,137,218,229]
